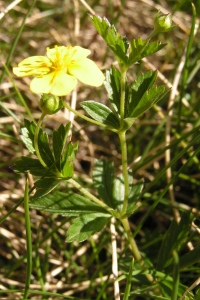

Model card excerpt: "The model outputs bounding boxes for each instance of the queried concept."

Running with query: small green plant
[1,2,200,299]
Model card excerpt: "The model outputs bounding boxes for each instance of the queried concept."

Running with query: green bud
[40,94,63,115]
[154,12,173,33]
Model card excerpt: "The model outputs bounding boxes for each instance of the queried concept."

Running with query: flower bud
[154,12,173,33]
[40,94,63,115]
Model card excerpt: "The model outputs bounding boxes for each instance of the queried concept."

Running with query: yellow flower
[13,45,105,96]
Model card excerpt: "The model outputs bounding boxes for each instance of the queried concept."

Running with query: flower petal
[68,58,105,87]
[13,56,51,77]
[72,46,91,60]
[46,46,69,65]
[30,71,77,96]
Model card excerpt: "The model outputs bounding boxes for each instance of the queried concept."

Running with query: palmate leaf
[52,123,71,170]
[66,213,111,242]
[93,159,117,209]
[20,119,36,153]
[90,15,128,65]
[104,66,129,116]
[128,70,158,113]
[38,128,55,167]
[81,101,120,129]
[19,121,77,176]
[93,159,142,214]
[104,66,121,113]
[30,191,109,216]
[12,156,47,176]
[126,70,169,121]
[129,85,169,119]
[30,190,111,242]
[61,141,78,177]
[128,38,166,66]
[20,119,54,167]
[32,178,61,199]
[14,121,78,198]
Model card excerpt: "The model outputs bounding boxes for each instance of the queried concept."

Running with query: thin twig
[78,0,96,15]
[0,0,22,20]
[179,277,200,300]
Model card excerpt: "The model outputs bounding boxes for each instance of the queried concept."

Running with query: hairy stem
[119,69,127,124]
[121,218,154,283]
[118,67,129,215]
[118,67,154,284]
[119,131,129,215]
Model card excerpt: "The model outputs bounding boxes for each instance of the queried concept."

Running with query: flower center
[46,46,76,73]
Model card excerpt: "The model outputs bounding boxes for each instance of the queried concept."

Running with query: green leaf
[157,212,193,271]
[93,159,135,212]
[81,101,120,129]
[90,15,128,65]
[30,191,109,216]
[151,272,194,299]
[38,128,55,167]
[104,66,121,113]
[122,117,137,131]
[179,244,200,270]
[129,70,158,114]
[20,120,36,153]
[21,119,55,167]
[130,85,169,118]
[66,213,111,242]
[126,180,144,216]
[123,258,134,300]
[112,173,126,212]
[93,159,115,208]
[61,142,78,177]
[17,121,77,181]
[52,123,71,170]
[195,288,200,300]
[128,38,166,66]
[104,66,129,116]
[128,38,148,65]
[12,156,47,176]
[32,178,61,199]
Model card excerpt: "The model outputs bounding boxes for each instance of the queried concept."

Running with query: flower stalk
[34,112,48,169]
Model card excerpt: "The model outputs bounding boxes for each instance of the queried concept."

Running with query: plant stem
[121,218,154,283]
[119,131,129,215]
[68,178,117,217]
[118,67,154,284]
[118,67,129,215]
[119,68,127,124]
[34,112,48,168]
